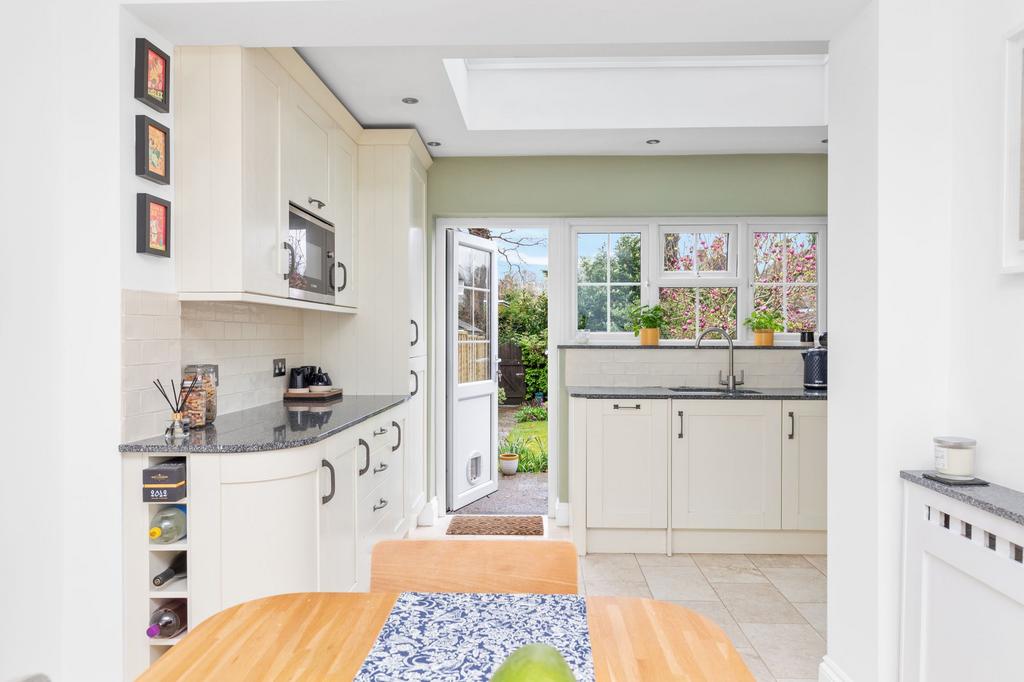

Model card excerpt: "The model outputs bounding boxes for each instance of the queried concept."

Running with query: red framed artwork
[135,115,169,185]
[137,193,170,258]
[134,38,170,113]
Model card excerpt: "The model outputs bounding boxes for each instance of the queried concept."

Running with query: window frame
[657,222,740,280]
[570,221,651,339]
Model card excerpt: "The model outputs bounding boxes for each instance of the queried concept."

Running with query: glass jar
[182,364,219,424]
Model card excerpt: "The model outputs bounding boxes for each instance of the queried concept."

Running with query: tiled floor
[580,553,827,681]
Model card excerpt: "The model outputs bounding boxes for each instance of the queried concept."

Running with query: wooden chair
[370,539,579,594]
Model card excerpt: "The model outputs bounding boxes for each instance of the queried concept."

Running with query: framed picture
[1003,29,1024,272]
[135,38,170,113]
[137,193,171,258]
[136,115,170,185]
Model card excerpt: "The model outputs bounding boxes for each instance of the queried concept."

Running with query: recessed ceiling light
[401,97,419,104]
[646,139,661,145]
[427,141,442,147]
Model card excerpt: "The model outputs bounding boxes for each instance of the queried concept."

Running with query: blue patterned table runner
[354,592,595,681]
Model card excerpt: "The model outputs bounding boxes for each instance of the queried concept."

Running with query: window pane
[660,287,696,340]
[472,247,490,288]
[609,233,641,283]
[471,288,489,338]
[609,286,641,331]
[663,232,695,272]
[458,287,471,330]
[698,288,738,338]
[785,232,818,283]
[458,340,490,383]
[786,286,817,332]
[753,232,784,283]
[577,285,607,331]
[696,233,730,273]
[458,247,473,286]
[577,234,609,283]
[753,285,783,318]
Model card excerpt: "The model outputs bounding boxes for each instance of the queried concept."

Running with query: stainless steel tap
[696,327,745,390]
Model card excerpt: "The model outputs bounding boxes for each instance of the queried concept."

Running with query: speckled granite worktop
[119,394,408,454]
[567,386,827,400]
[901,470,1024,527]
[558,343,811,351]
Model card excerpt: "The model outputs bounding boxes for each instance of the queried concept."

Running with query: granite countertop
[901,470,1024,527]
[567,386,827,400]
[558,343,812,351]
[119,394,408,454]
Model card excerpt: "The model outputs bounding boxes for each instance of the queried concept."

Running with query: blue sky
[494,227,549,287]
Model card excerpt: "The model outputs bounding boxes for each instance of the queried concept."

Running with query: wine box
[143,461,187,502]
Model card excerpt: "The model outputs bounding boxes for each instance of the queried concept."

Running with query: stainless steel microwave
[286,203,336,305]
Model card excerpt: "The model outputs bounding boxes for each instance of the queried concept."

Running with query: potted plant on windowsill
[628,304,667,346]
[744,310,784,347]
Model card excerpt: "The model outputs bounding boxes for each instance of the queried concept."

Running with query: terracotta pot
[639,328,661,346]
[753,329,775,347]
[499,453,519,476]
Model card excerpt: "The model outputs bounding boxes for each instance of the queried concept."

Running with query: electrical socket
[273,358,286,377]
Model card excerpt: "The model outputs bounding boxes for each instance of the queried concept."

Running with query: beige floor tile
[698,561,769,584]
[641,566,718,601]
[583,580,651,598]
[714,583,805,624]
[735,647,777,682]
[761,568,827,603]
[793,602,827,636]
[748,554,814,569]
[804,555,827,575]
[740,623,825,680]
[581,553,644,582]
[671,600,751,649]
[635,553,696,567]
[693,554,756,568]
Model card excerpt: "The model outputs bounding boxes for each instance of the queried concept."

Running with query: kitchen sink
[669,386,763,395]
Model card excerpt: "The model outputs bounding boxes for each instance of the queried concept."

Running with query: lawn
[510,419,548,447]
[507,419,549,472]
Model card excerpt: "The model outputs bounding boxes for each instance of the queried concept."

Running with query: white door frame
[433,218,562,519]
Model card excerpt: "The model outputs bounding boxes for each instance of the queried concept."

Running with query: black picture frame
[134,38,170,113]
[135,115,170,185]
[136,193,171,258]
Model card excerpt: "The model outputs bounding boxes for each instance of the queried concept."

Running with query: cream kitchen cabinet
[405,356,427,524]
[318,437,359,593]
[585,399,669,529]
[672,400,783,530]
[781,400,827,530]
[408,160,428,357]
[284,83,332,220]
[329,129,358,309]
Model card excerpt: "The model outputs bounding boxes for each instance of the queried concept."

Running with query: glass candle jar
[933,436,976,480]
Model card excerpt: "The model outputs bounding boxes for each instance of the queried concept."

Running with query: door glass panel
[472,289,489,338]
[472,247,489,288]
[458,341,490,383]
[458,247,472,286]
[456,242,493,384]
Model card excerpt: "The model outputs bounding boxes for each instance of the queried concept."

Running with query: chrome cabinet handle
[410,370,419,396]
[373,462,389,474]
[321,459,335,504]
[373,498,388,512]
[373,426,388,437]
[308,197,326,210]
[678,410,685,439]
[357,439,370,476]
[337,262,347,292]
[410,319,419,347]
[788,411,795,440]
[392,420,402,452]
[613,403,641,410]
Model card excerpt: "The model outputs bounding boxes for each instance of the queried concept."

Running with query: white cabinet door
[241,48,289,298]
[285,86,331,218]
[408,161,427,357]
[218,449,321,608]
[782,401,827,530]
[586,400,669,529]
[672,400,782,530]
[405,357,427,520]
[319,439,358,592]
[329,129,358,309]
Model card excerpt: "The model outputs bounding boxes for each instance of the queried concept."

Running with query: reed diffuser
[153,377,198,441]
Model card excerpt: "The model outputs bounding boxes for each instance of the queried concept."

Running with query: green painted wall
[425,154,828,509]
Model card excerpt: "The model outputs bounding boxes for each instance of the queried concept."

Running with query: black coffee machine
[802,347,827,390]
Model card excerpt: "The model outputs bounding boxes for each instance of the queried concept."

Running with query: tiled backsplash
[564,347,805,389]
[121,290,306,441]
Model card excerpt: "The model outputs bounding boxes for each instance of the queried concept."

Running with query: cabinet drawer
[358,470,402,542]
[596,399,654,416]
[358,444,397,500]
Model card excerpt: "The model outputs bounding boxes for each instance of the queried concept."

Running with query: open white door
[446,231,499,511]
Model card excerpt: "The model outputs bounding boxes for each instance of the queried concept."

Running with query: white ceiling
[130,0,869,156]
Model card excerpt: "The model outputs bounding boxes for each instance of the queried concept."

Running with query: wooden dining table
[140,592,753,681]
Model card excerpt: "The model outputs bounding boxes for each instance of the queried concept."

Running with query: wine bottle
[149,506,186,544]
[146,599,187,639]
[152,552,187,587]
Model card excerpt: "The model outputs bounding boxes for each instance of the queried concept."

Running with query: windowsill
[557,341,814,350]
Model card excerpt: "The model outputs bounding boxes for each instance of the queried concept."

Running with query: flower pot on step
[499,453,519,476]
[639,328,660,346]
[753,329,775,347]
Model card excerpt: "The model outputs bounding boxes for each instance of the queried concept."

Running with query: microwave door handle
[328,260,335,291]
[282,241,295,280]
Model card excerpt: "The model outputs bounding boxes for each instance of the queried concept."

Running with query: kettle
[802,347,827,390]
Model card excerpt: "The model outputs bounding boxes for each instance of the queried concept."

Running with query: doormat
[447,515,544,536]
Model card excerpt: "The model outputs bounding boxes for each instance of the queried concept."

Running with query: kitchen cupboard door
[405,357,427,520]
[218,449,321,608]
[319,439,358,592]
[329,129,358,309]
[586,400,669,529]
[672,400,783,530]
[408,160,427,357]
[285,84,332,219]
[782,401,827,530]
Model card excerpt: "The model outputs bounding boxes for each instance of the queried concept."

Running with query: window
[572,219,825,341]
[575,231,642,333]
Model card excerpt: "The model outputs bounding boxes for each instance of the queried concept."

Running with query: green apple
[490,643,576,682]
